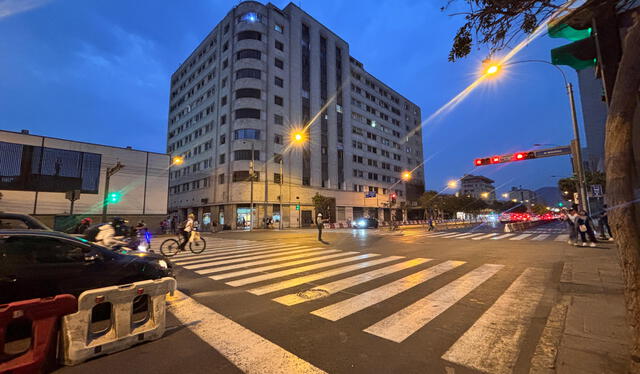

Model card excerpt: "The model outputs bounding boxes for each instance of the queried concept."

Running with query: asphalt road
[55,221,615,374]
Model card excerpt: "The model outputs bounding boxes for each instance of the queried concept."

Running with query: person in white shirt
[179,213,195,251]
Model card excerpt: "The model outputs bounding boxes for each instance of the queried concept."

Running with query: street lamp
[501,193,509,199]
[278,129,307,230]
[402,171,412,181]
[482,59,590,215]
[447,180,459,189]
[480,192,489,199]
[172,155,184,165]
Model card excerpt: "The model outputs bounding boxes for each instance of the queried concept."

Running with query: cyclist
[178,213,195,252]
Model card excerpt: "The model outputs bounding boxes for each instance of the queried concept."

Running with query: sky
[0,0,583,195]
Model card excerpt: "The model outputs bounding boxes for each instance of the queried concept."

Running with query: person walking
[576,210,598,247]
[597,205,614,241]
[178,213,195,251]
[316,212,325,241]
[170,216,177,235]
[427,217,434,231]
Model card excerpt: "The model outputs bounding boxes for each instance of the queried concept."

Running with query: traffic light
[107,191,122,204]
[492,156,500,163]
[390,193,397,204]
[474,157,491,166]
[558,202,564,207]
[549,18,596,70]
[513,152,535,161]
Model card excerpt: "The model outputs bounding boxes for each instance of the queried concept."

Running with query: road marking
[531,234,550,241]
[182,248,324,270]
[171,243,274,258]
[174,245,305,264]
[311,260,465,322]
[491,234,515,240]
[442,268,550,374]
[205,251,352,279]
[249,256,404,296]
[472,233,498,240]
[226,253,381,287]
[272,258,431,306]
[509,234,533,241]
[554,234,569,242]
[426,232,455,237]
[364,264,504,343]
[455,233,486,239]
[167,290,327,374]
[434,232,464,238]
[442,232,472,238]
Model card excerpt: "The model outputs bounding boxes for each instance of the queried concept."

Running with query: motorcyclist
[73,217,92,234]
[94,217,128,248]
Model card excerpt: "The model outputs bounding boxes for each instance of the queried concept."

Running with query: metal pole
[101,172,110,223]
[567,83,590,215]
[279,158,283,230]
[249,142,254,232]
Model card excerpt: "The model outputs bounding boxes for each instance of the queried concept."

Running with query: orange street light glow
[486,64,500,75]
[172,156,184,165]
[402,171,411,181]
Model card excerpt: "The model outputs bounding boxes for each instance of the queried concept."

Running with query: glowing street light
[501,193,509,199]
[486,64,500,75]
[447,180,458,189]
[290,129,306,145]
[480,192,489,199]
[172,155,184,165]
[401,171,412,181]
[512,199,518,202]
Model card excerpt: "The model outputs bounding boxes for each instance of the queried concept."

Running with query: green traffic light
[108,191,122,204]
[558,202,564,207]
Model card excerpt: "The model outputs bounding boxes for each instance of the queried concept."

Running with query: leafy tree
[311,193,334,222]
[559,171,607,201]
[446,0,640,368]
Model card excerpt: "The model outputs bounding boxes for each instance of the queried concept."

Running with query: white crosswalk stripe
[492,233,515,240]
[472,233,498,240]
[555,234,570,242]
[310,260,465,321]
[248,256,404,296]
[442,268,550,374]
[181,247,324,269]
[509,234,533,241]
[173,244,304,263]
[454,233,486,239]
[272,258,431,306]
[531,234,550,241]
[226,253,381,287]
[364,264,504,343]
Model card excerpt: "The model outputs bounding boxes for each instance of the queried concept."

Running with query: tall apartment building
[460,174,496,201]
[166,1,424,229]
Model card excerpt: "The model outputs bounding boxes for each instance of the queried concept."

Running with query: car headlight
[158,260,168,269]
[358,220,366,227]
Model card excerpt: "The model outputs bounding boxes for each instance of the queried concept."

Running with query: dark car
[0,213,51,230]
[352,217,379,229]
[0,230,173,304]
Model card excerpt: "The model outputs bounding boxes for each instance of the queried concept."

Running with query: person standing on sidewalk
[597,205,614,241]
[563,209,578,245]
[316,212,325,241]
[576,210,598,247]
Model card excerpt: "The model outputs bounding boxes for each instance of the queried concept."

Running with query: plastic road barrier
[0,295,77,374]
[60,277,176,366]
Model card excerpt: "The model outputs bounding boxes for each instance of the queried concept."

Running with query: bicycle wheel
[160,238,180,257]
[189,237,206,254]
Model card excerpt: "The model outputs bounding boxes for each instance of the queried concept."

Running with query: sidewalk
[531,246,630,373]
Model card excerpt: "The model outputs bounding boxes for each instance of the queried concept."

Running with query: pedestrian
[178,213,195,251]
[316,212,324,241]
[576,210,598,247]
[74,218,92,234]
[597,205,614,241]
[170,216,177,234]
[564,209,578,245]
[427,217,434,231]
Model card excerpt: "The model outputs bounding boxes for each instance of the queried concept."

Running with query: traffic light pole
[101,162,124,223]
[567,83,590,215]
[279,157,283,230]
[249,142,254,232]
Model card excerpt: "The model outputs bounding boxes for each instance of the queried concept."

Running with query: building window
[236,68,261,80]
[235,108,260,119]
[234,128,260,140]
[274,24,283,33]
[233,170,259,182]
[223,23,229,34]
[221,96,227,106]
[237,12,264,24]
[274,134,283,144]
[223,41,229,52]
[221,77,227,87]
[219,153,226,164]
[220,115,227,125]
[274,95,283,106]
[275,40,284,51]
[237,30,262,41]
[234,150,260,161]
[274,173,282,184]
[218,174,225,184]
[274,58,284,69]
[236,49,261,60]
[235,88,261,99]
[274,114,283,125]
[220,134,226,144]
[274,76,283,87]
[222,59,228,69]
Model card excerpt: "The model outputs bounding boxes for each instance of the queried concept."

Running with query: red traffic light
[492,156,500,163]
[390,193,397,199]
[474,157,491,166]
[515,153,525,160]
[513,151,535,161]
[475,159,483,166]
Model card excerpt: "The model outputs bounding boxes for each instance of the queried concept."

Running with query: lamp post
[484,60,590,215]
[101,162,124,223]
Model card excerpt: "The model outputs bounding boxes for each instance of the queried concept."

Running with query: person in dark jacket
[74,218,92,234]
[597,205,614,241]
[576,210,598,247]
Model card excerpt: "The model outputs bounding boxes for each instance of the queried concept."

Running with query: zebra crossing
[406,230,570,242]
[168,237,555,373]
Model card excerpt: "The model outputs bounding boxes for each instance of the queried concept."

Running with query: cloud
[0,0,50,19]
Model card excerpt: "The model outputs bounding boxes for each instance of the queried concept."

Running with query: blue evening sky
[0,0,581,195]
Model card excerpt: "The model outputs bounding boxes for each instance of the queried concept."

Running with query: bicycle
[160,231,207,257]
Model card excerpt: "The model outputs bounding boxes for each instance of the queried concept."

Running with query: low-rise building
[460,174,496,201]
[0,129,170,230]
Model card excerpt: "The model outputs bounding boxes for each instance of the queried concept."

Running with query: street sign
[65,190,81,201]
[534,146,571,158]
[365,191,376,198]
[591,184,603,197]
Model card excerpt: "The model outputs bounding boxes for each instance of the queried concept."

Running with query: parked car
[352,217,379,229]
[0,230,174,304]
